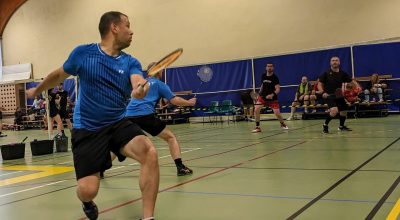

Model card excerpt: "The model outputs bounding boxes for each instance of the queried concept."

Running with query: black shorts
[325,97,348,111]
[71,118,145,180]
[59,109,69,119]
[127,114,166,136]
[50,108,59,118]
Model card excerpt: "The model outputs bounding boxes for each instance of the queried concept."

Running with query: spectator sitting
[343,81,362,104]
[287,76,313,120]
[364,73,387,102]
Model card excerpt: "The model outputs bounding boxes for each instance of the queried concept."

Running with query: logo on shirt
[263,80,272,83]
[118,70,124,74]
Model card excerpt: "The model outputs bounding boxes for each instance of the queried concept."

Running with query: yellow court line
[387,199,400,220]
[0,165,74,187]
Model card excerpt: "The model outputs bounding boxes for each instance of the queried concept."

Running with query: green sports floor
[0,115,400,220]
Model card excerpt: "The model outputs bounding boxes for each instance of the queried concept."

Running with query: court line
[56,148,202,165]
[107,148,201,171]
[78,141,307,219]
[0,171,23,177]
[162,190,396,205]
[159,165,400,173]
[287,137,400,220]
[0,180,66,198]
[387,199,400,220]
[366,175,400,219]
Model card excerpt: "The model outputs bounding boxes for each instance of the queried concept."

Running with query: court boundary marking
[287,137,400,219]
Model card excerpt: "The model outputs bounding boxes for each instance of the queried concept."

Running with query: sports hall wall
[2,0,400,79]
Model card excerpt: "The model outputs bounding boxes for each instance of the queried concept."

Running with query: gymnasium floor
[0,115,399,220]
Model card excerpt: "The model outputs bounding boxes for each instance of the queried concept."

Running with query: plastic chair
[203,101,220,124]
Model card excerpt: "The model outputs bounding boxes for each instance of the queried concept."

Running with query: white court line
[0,171,24,177]
[57,161,72,165]
[0,180,66,198]
[109,148,202,171]
[56,148,201,165]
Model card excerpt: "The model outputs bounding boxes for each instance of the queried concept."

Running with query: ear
[110,23,119,34]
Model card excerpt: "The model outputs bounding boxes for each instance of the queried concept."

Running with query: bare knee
[125,136,158,164]
[330,108,338,116]
[77,181,99,200]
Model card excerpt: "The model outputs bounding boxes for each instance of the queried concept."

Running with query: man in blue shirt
[27,11,158,220]
[125,62,196,176]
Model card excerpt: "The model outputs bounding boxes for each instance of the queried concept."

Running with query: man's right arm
[26,67,70,98]
[170,96,196,106]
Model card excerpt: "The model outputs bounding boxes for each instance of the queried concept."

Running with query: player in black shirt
[252,63,288,133]
[57,83,73,134]
[48,88,63,138]
[318,57,352,133]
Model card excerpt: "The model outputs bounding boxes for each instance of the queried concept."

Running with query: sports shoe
[82,201,98,220]
[177,165,193,176]
[286,116,294,121]
[323,124,329,134]
[252,127,262,133]
[280,123,289,130]
[338,126,352,131]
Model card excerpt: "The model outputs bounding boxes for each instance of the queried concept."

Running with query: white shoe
[280,123,289,130]
[252,127,262,133]
[286,116,294,121]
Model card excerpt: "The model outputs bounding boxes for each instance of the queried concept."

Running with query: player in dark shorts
[56,83,73,133]
[27,11,159,220]
[48,88,64,138]
[318,56,353,133]
[126,62,196,176]
[252,63,288,133]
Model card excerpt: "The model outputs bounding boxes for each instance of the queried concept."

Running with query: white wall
[2,0,400,79]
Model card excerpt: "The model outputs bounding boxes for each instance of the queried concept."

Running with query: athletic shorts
[59,109,69,120]
[257,97,280,110]
[325,97,348,112]
[71,118,145,180]
[49,108,59,118]
[127,114,166,136]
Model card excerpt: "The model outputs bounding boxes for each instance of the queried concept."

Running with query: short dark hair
[98,11,127,38]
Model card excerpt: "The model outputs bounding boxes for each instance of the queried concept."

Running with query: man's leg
[288,101,298,120]
[272,107,288,129]
[323,106,338,133]
[53,114,63,137]
[66,118,73,130]
[120,135,159,219]
[157,128,193,176]
[77,174,101,220]
[252,101,263,132]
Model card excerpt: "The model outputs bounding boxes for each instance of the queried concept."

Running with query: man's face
[330,57,340,69]
[265,64,274,73]
[114,15,133,50]
[301,77,308,84]
[58,85,63,91]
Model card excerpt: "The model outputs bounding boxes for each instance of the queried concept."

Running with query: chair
[218,100,239,124]
[203,101,220,124]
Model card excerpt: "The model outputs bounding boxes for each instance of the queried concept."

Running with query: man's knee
[330,107,338,116]
[77,180,99,199]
